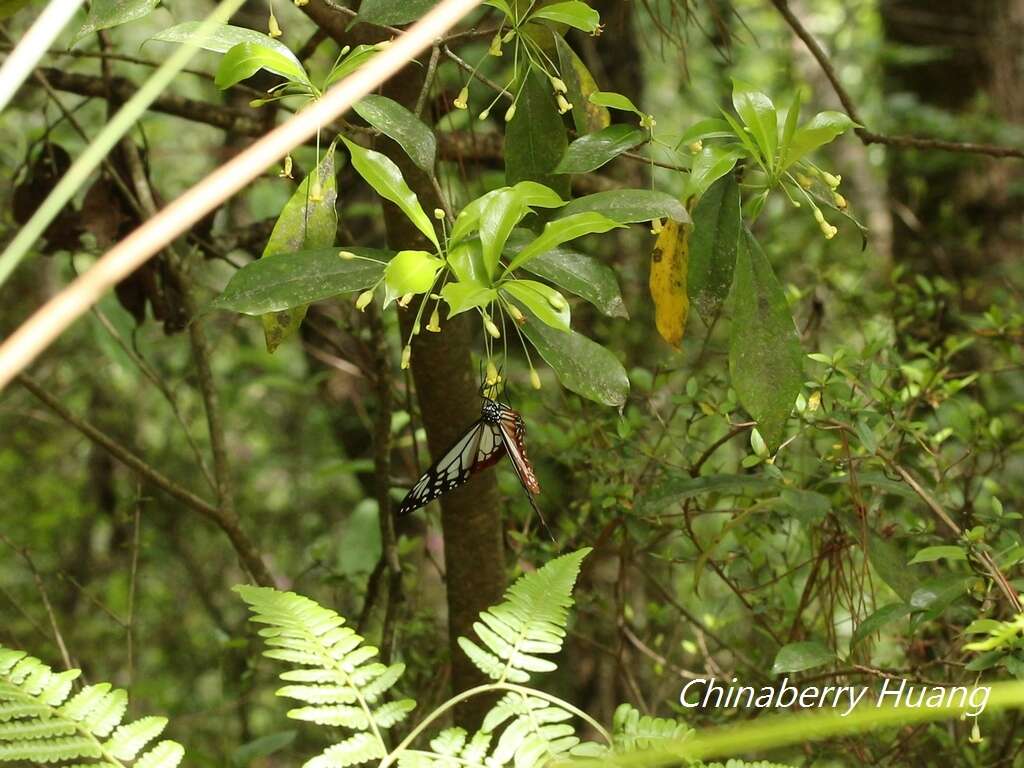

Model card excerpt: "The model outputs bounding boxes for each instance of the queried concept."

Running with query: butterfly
[397,397,552,537]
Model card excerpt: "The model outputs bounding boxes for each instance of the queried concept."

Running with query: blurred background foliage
[1,0,1023,765]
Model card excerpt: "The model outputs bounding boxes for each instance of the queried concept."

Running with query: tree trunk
[300,1,507,728]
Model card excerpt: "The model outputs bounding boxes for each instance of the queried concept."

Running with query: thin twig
[0,535,74,671]
[769,0,1024,160]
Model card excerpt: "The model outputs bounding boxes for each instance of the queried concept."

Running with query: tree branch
[16,373,275,588]
[770,0,1024,160]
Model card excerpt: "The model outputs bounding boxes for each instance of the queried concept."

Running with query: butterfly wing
[496,405,540,494]
[397,419,506,516]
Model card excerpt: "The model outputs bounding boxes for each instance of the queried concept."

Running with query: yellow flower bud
[688,140,703,153]
[433,208,446,220]
[426,306,441,332]
[488,33,503,56]
[833,192,847,210]
[650,218,663,235]
[486,360,500,385]
[502,29,515,43]
[969,720,982,744]
[309,178,323,202]
[355,290,374,311]
[504,104,517,122]
[530,367,542,390]
[556,94,572,114]
[484,316,501,338]
[479,108,491,120]
[507,303,525,325]
[339,45,351,56]
[550,76,568,93]
[293,0,308,5]
[822,171,841,189]
[796,172,814,189]
[401,345,412,369]
[268,11,282,38]
[398,292,414,308]
[813,208,826,225]
[454,86,469,110]
[338,250,355,260]
[279,154,293,178]
[547,292,566,310]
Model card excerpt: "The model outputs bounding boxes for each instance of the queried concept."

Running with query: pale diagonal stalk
[0,0,87,112]
[0,0,248,287]
[0,0,484,391]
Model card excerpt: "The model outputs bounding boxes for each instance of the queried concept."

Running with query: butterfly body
[397,397,541,517]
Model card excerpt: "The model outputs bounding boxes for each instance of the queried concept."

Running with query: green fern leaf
[371,699,415,728]
[461,729,493,763]
[134,739,186,768]
[104,716,168,760]
[610,703,693,752]
[429,727,467,756]
[459,549,590,684]
[0,645,184,768]
[236,586,410,767]
[303,732,386,767]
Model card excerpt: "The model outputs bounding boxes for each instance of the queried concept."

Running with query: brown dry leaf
[650,219,690,348]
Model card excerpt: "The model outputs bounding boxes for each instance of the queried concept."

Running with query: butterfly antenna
[525,493,556,544]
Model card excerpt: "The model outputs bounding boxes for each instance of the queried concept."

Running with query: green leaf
[688,173,740,322]
[637,474,778,514]
[352,95,436,174]
[865,529,921,603]
[480,189,531,279]
[341,137,439,250]
[554,125,647,174]
[383,250,444,306]
[506,70,569,196]
[908,546,968,565]
[215,42,310,90]
[324,44,379,88]
[731,79,778,167]
[515,239,627,318]
[450,182,565,247]
[441,281,497,317]
[231,731,297,768]
[211,249,387,315]
[680,118,733,144]
[150,23,300,65]
[784,111,857,169]
[502,280,570,331]
[559,190,689,225]
[553,34,609,134]
[529,1,601,33]
[589,91,642,116]
[686,145,743,201]
[521,313,628,406]
[73,0,159,45]
[771,641,835,674]
[728,230,802,450]
[259,146,339,352]
[780,90,802,163]
[134,740,185,768]
[354,0,438,25]
[505,212,622,273]
[447,241,489,284]
[850,603,912,649]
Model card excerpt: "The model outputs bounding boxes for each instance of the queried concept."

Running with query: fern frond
[235,586,414,768]
[457,549,590,684]
[0,644,182,768]
[304,732,386,768]
[611,703,693,752]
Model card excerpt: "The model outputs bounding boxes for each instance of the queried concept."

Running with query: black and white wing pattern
[396,417,505,517]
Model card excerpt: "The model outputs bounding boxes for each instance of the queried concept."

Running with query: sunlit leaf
[502,280,570,331]
[554,125,647,174]
[215,42,310,90]
[771,641,834,674]
[529,1,601,33]
[74,0,159,45]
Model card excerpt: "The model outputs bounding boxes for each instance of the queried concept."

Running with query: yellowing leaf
[650,220,690,348]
